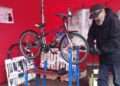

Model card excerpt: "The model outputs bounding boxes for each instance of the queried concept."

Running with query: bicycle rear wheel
[59,32,89,64]
[19,30,40,59]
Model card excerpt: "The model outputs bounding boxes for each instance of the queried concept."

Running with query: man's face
[92,9,106,25]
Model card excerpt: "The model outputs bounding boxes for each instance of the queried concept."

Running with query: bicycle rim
[19,30,40,59]
[60,32,89,64]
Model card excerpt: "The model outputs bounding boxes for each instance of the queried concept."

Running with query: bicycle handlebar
[55,8,72,20]
[55,13,72,19]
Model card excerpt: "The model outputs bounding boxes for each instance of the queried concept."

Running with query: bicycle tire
[6,43,22,59]
[19,30,41,59]
[59,32,89,64]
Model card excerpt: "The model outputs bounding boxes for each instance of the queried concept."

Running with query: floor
[0,65,114,86]
[1,78,89,86]
[1,76,114,86]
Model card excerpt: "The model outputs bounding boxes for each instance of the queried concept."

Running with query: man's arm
[101,17,120,54]
[87,24,99,54]
[87,25,96,48]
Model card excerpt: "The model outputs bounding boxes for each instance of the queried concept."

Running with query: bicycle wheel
[19,30,40,59]
[6,43,22,59]
[59,32,89,64]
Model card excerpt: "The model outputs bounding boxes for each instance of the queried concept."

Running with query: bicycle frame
[38,11,78,51]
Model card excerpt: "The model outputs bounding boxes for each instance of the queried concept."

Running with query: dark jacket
[87,8,120,64]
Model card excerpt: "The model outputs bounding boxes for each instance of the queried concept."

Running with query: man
[87,4,120,86]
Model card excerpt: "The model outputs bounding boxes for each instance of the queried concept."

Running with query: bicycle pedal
[49,41,57,48]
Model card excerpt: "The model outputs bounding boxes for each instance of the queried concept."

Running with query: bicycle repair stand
[35,60,48,86]
[42,60,48,86]
[24,59,48,86]
[24,60,29,86]
[68,48,80,86]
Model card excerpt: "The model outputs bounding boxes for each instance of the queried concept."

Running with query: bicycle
[19,10,89,65]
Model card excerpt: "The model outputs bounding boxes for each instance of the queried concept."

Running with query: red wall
[0,0,119,84]
[0,0,41,84]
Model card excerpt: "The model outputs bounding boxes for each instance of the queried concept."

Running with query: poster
[5,56,35,86]
[0,6,14,23]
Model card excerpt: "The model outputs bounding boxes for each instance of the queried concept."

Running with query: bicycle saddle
[35,23,45,28]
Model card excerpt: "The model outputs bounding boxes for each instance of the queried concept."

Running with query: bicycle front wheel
[59,32,89,65]
[19,30,41,59]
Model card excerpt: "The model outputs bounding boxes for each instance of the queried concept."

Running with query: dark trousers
[98,63,120,86]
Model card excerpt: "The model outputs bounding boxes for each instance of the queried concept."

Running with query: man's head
[90,4,106,25]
